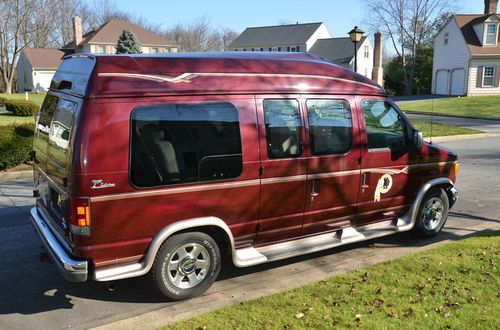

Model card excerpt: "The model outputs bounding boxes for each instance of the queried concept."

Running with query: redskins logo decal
[374,174,393,202]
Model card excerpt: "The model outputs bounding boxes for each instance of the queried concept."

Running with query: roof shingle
[308,37,367,65]
[229,22,323,48]
[21,48,65,69]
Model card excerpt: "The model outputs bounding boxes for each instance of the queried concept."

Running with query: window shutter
[495,67,500,87]
[476,66,484,87]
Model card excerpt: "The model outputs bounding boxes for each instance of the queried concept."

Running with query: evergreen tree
[115,29,142,54]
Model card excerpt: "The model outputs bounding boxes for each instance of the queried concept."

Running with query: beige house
[18,17,178,91]
[61,17,178,55]
[432,0,500,96]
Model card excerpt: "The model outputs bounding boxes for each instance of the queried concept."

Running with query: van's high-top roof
[50,52,385,98]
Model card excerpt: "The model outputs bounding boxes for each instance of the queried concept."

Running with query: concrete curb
[427,133,499,143]
[401,110,500,122]
[0,170,32,182]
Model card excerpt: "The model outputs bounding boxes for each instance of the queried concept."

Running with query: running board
[233,219,407,267]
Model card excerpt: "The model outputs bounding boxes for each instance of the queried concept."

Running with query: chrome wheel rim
[421,197,444,231]
[167,243,210,289]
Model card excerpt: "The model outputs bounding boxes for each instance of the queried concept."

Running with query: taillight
[69,198,91,236]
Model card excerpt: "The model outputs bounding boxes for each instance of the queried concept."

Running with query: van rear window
[130,102,243,188]
[34,95,78,169]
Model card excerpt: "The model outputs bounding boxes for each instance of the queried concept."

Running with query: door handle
[311,179,319,202]
[362,172,369,193]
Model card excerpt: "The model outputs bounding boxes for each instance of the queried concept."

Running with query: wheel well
[437,183,456,207]
[175,225,233,257]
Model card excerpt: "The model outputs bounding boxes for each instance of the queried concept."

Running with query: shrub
[5,99,39,116]
[0,123,35,170]
[0,97,7,107]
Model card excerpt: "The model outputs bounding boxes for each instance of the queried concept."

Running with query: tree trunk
[4,80,12,94]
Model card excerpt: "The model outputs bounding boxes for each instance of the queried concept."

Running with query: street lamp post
[348,26,364,73]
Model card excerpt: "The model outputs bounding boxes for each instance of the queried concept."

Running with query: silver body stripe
[89,161,456,203]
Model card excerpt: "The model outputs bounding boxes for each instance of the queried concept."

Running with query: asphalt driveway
[0,137,499,329]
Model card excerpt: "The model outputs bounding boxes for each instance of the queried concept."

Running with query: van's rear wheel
[151,232,221,300]
[412,187,449,238]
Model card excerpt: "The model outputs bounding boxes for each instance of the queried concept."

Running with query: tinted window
[362,100,406,150]
[131,103,242,187]
[34,95,77,169]
[307,99,352,155]
[263,99,302,159]
[47,100,77,166]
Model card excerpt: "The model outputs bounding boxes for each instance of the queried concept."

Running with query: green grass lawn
[166,231,499,330]
[399,96,500,119]
[411,120,482,138]
[0,92,46,106]
[0,113,36,126]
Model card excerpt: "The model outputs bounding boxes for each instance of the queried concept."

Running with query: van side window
[130,102,243,188]
[361,100,406,151]
[263,99,302,159]
[306,99,352,155]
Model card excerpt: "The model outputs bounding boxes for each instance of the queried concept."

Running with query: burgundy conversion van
[30,52,458,300]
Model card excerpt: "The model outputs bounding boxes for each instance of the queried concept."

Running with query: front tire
[412,187,449,238]
[151,232,221,300]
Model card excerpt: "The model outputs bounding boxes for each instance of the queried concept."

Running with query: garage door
[435,70,448,95]
[450,69,465,96]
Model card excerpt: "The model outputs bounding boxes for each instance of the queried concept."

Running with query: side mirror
[412,130,424,149]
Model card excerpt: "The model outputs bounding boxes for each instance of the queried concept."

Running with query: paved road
[1,137,500,329]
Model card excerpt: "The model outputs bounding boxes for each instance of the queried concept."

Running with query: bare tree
[0,0,58,93]
[164,17,238,52]
[363,0,457,95]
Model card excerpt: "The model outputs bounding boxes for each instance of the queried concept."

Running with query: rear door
[355,97,417,226]
[254,95,307,244]
[301,96,362,235]
[34,93,80,235]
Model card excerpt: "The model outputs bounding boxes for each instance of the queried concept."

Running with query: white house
[308,37,374,79]
[432,0,500,96]
[229,22,375,78]
[16,48,65,92]
[229,22,331,53]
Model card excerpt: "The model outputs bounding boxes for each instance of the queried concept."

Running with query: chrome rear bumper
[29,207,88,283]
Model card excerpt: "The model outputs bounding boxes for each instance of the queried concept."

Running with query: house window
[163,48,170,53]
[243,48,247,51]
[296,46,300,52]
[485,24,497,45]
[151,47,159,53]
[444,33,449,45]
[364,45,369,58]
[269,47,272,51]
[97,45,106,54]
[278,47,281,51]
[291,47,296,52]
[260,48,264,51]
[483,67,495,86]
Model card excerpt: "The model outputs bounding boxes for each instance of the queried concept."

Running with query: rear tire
[412,187,449,238]
[150,232,221,300]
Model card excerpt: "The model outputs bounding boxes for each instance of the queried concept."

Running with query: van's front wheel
[412,188,449,238]
[151,232,221,300]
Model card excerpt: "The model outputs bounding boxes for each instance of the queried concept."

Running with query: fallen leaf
[443,312,451,318]
[355,314,362,322]
[374,298,385,306]
[376,287,382,294]
[197,326,207,330]
[295,312,304,319]
[404,308,415,318]
[435,306,443,313]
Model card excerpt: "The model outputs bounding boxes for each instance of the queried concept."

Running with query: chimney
[72,16,82,50]
[484,0,498,14]
[372,32,384,86]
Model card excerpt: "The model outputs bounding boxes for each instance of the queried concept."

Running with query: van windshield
[34,94,78,176]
